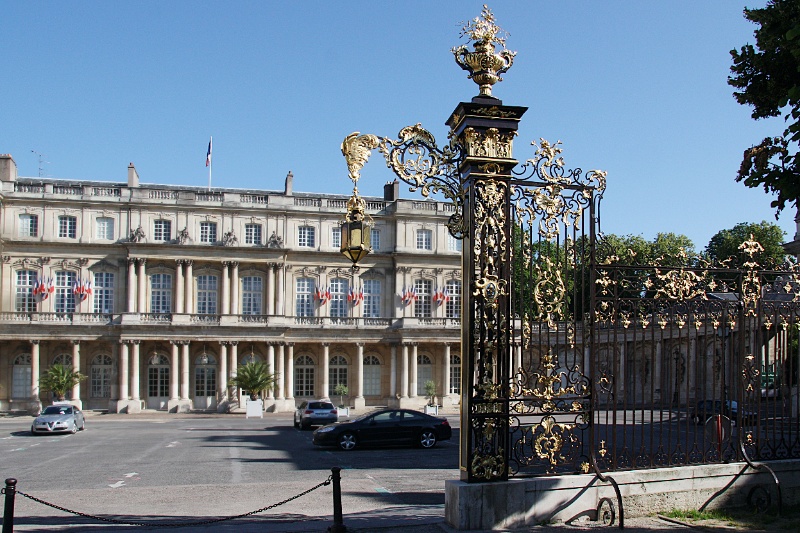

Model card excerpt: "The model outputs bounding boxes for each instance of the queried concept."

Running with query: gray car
[294,400,338,430]
[31,404,85,435]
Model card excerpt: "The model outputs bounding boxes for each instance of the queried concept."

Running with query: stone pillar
[354,343,365,410]
[410,343,418,398]
[229,342,239,403]
[390,344,398,399]
[401,343,409,399]
[221,262,231,315]
[71,341,82,408]
[218,342,228,410]
[267,264,276,315]
[130,341,141,412]
[285,343,294,401]
[136,259,147,314]
[230,262,240,315]
[127,259,136,312]
[184,260,193,314]
[175,260,185,314]
[180,342,190,401]
[109,342,119,403]
[275,344,285,401]
[443,343,451,403]
[170,342,179,400]
[167,341,191,413]
[266,344,275,400]
[30,340,41,413]
[276,264,285,315]
[116,341,130,413]
[322,343,330,399]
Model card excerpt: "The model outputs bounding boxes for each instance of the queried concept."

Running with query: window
[450,354,461,394]
[414,279,433,318]
[195,354,217,397]
[445,280,461,319]
[296,278,314,317]
[417,354,433,396]
[245,223,262,245]
[91,354,113,398]
[148,354,170,397]
[96,217,115,240]
[370,228,381,251]
[331,226,341,249]
[58,215,77,238]
[54,271,76,313]
[15,270,37,312]
[298,226,315,248]
[241,276,263,315]
[196,275,218,314]
[416,229,432,250]
[93,272,114,314]
[150,273,172,314]
[52,353,72,367]
[12,354,32,398]
[328,355,348,397]
[362,279,381,318]
[447,234,463,252]
[200,222,217,243]
[295,355,315,397]
[153,220,172,242]
[19,214,38,237]
[363,355,381,396]
[329,278,348,318]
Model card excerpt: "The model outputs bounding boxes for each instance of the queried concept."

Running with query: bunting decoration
[401,286,418,306]
[72,278,93,302]
[315,285,331,305]
[33,277,55,301]
[433,287,449,305]
[348,286,364,306]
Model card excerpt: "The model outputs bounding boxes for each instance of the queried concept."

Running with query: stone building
[0,154,462,414]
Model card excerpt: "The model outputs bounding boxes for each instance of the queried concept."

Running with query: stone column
[285,343,294,400]
[30,340,41,410]
[71,341,82,407]
[275,344,285,401]
[401,343,409,399]
[127,259,136,312]
[229,342,239,402]
[136,259,147,314]
[322,343,330,399]
[109,342,119,402]
[184,260,193,314]
[410,343,418,398]
[119,342,130,401]
[266,344,275,400]
[390,344,397,399]
[218,342,228,408]
[130,341,141,412]
[230,262,239,315]
[267,263,276,315]
[170,342,179,400]
[443,343,451,402]
[221,262,231,315]
[180,342,190,400]
[276,264,285,315]
[175,260,185,314]
[354,343,365,410]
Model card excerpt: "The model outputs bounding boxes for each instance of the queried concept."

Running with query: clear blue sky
[1,1,794,250]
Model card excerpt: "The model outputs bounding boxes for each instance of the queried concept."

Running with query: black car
[312,408,452,450]
[690,399,757,426]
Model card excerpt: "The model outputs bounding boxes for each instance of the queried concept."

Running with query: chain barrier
[9,474,332,529]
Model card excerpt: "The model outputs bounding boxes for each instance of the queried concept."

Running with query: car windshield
[308,402,334,410]
[42,406,71,415]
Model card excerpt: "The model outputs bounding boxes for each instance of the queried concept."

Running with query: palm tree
[39,364,87,401]
[228,361,277,401]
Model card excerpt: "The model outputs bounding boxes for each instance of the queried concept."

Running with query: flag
[205,136,212,167]
[401,286,418,306]
[348,287,364,306]
[315,285,330,304]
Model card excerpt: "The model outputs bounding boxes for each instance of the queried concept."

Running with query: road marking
[166,441,180,447]
[108,481,125,489]
[375,487,391,493]
[124,472,138,478]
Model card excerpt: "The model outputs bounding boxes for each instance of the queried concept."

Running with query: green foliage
[228,361,276,400]
[39,364,86,401]
[729,0,800,215]
[705,221,787,267]
[424,380,438,406]
[333,383,348,408]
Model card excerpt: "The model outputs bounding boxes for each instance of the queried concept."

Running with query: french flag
[205,136,212,167]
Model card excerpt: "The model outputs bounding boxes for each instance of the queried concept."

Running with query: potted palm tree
[39,364,86,403]
[424,380,439,414]
[228,361,276,417]
[333,383,349,417]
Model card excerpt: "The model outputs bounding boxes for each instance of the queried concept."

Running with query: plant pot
[424,405,439,415]
[338,407,349,417]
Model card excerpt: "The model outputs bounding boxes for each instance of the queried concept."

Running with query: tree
[424,380,438,407]
[39,364,86,401]
[729,0,800,216]
[333,383,349,408]
[228,361,276,401]
[705,221,787,267]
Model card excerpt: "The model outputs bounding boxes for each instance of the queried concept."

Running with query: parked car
[294,400,338,430]
[690,400,757,426]
[312,408,452,450]
[31,404,85,435]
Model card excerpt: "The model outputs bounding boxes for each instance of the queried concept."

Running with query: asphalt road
[0,412,461,531]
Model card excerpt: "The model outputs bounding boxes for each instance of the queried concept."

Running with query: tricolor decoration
[72,278,93,302]
[433,288,449,305]
[401,286,418,306]
[315,285,331,305]
[33,277,55,301]
[348,286,364,306]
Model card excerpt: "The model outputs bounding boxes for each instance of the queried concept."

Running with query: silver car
[294,400,338,430]
[31,404,85,435]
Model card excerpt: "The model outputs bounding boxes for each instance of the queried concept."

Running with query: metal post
[329,467,346,533]
[2,478,17,533]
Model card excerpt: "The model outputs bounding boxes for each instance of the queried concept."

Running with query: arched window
[52,353,73,367]
[363,355,381,396]
[195,353,217,398]
[12,354,32,399]
[449,354,461,395]
[240,350,262,366]
[91,354,113,398]
[148,354,170,398]
[329,278,348,318]
[417,354,433,395]
[329,355,348,397]
[295,355,315,397]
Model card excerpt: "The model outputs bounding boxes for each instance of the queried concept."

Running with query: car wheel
[80,418,85,431]
[294,416,300,429]
[338,432,357,451]
[70,421,78,434]
[30,427,37,436]
[419,430,437,449]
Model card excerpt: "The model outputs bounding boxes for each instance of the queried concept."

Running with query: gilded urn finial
[452,5,516,98]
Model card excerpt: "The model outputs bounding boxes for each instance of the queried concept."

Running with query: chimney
[127,162,139,187]
[0,154,18,182]
[284,171,293,196]
[384,179,399,201]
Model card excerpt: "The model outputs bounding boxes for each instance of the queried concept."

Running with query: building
[0,154,462,414]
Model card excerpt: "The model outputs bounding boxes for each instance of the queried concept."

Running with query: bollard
[2,478,17,533]
[328,467,346,533]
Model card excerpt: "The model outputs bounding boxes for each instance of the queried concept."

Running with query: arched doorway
[417,354,433,396]
[12,354,32,401]
[194,353,218,410]
[147,353,170,410]
[236,350,262,403]
[90,354,113,409]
